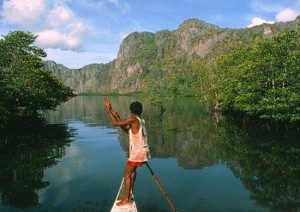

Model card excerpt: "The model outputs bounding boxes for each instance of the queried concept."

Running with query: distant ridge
[44,17,299,94]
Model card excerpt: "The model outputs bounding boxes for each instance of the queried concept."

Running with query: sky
[1,0,300,69]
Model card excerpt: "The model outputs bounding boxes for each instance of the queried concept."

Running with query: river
[0,95,299,212]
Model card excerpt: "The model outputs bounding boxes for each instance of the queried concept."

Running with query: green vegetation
[221,27,300,122]
[120,32,158,67]
[16,17,299,124]
[195,26,300,122]
[143,61,194,113]
[0,31,74,127]
[141,22,300,123]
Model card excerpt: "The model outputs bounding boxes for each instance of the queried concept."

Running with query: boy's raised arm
[104,98,129,133]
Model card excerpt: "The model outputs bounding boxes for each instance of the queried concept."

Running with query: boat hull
[111,178,138,212]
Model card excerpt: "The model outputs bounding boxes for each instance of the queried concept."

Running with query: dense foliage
[196,27,300,122]
[0,31,74,126]
[143,59,194,113]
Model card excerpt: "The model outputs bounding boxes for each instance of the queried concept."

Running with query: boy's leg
[117,163,137,206]
[131,169,137,194]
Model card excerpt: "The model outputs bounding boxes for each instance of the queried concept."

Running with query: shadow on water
[0,119,75,209]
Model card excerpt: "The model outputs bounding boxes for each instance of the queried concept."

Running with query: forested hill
[43,17,299,94]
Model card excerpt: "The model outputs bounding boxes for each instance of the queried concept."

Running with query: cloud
[46,5,74,27]
[1,0,87,50]
[2,0,46,26]
[38,3,87,50]
[247,5,299,28]
[35,30,82,50]
[276,8,299,22]
[247,17,274,28]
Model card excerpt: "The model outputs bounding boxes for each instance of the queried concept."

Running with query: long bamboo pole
[145,162,177,212]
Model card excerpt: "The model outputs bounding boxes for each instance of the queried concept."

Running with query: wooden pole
[145,162,177,212]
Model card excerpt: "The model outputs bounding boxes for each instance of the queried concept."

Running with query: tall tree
[214,27,300,122]
[0,31,74,124]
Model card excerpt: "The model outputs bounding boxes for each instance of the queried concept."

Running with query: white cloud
[1,0,87,51]
[36,30,82,50]
[276,8,299,22]
[46,5,74,27]
[2,0,46,26]
[247,17,274,28]
[247,7,299,28]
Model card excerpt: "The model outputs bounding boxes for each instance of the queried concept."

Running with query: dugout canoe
[110,178,138,212]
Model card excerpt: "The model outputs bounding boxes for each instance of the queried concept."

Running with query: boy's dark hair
[130,101,143,116]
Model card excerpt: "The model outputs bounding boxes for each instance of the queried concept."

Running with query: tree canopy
[209,27,300,122]
[0,31,74,126]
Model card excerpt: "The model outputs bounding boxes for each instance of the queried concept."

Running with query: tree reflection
[118,97,222,169]
[219,118,300,211]
[119,100,300,211]
[0,121,75,209]
[47,95,300,211]
[144,112,222,169]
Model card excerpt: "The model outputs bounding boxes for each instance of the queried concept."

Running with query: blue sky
[1,0,300,68]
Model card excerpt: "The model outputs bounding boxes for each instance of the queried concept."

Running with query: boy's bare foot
[116,200,132,206]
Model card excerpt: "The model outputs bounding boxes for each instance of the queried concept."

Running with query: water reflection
[2,96,299,211]
[119,101,220,170]
[117,97,300,211]
[0,122,75,209]
[48,96,300,211]
[218,118,300,211]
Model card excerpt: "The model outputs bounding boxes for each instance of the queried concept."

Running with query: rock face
[44,61,114,93]
[43,18,299,94]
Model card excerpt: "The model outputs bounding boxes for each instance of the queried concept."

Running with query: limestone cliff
[44,60,114,93]
[44,18,298,94]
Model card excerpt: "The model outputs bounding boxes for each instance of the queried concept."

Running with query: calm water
[0,96,299,212]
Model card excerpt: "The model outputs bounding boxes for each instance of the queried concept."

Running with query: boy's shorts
[127,160,144,167]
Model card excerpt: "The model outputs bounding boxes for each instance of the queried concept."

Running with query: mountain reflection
[119,112,221,170]
[0,122,75,209]
[120,102,300,211]
[45,95,300,211]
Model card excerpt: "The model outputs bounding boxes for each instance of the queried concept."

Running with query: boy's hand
[112,111,119,117]
[104,98,112,111]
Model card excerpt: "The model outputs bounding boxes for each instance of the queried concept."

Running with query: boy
[104,99,150,206]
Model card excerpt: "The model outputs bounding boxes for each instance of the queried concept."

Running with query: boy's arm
[104,99,130,133]
[111,111,130,133]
